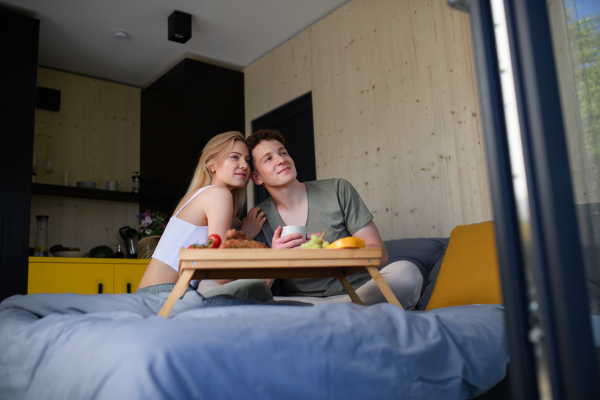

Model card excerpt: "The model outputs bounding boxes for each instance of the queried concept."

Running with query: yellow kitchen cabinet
[29,257,150,294]
[113,263,148,294]
[29,259,113,294]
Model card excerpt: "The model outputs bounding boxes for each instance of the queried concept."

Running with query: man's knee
[382,261,423,291]
[245,279,269,292]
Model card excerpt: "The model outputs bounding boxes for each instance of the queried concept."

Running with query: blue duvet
[0,292,508,400]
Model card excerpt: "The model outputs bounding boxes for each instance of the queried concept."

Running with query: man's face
[251,140,297,188]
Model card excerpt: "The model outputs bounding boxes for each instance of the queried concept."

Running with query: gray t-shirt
[255,178,374,296]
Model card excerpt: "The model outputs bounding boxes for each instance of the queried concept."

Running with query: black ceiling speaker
[36,87,60,112]
[168,11,191,44]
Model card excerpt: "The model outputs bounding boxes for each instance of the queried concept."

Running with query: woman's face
[210,140,251,190]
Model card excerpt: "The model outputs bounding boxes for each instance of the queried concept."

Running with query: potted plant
[136,211,167,259]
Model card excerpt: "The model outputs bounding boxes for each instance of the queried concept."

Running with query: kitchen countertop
[29,257,150,264]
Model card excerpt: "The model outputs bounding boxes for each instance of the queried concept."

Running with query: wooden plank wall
[244,0,492,240]
[30,67,140,252]
[30,196,139,254]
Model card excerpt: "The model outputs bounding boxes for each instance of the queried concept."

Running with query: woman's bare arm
[171,187,235,285]
[203,188,235,284]
[204,188,235,240]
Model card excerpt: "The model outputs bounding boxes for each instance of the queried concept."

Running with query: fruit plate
[52,251,88,258]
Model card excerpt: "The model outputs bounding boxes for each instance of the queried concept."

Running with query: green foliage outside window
[567,10,600,189]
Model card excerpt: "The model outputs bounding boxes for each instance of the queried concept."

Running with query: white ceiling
[1,0,351,88]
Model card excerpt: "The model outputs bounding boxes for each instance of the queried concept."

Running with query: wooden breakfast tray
[158,248,403,317]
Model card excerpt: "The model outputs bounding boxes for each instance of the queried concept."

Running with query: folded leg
[355,261,422,307]
[274,261,423,307]
[198,279,273,302]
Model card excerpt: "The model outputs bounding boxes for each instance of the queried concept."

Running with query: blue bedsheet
[0,292,508,400]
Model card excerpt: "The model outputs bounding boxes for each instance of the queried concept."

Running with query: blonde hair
[180,131,249,216]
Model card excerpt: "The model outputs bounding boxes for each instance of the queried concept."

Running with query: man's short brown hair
[247,129,286,154]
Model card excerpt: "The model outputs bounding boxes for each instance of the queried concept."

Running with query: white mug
[106,181,119,191]
[281,225,306,238]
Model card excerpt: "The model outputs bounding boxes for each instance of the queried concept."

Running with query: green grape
[322,241,330,247]
[312,243,321,249]
[300,242,307,249]
[310,234,319,243]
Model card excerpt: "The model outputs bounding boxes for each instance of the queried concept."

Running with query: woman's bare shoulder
[188,186,232,210]
[200,186,232,200]
[174,186,229,214]
[202,185,231,194]
[176,186,233,224]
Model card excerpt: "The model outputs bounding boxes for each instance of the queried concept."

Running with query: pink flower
[161,224,166,228]
[144,212,151,218]
[144,216,152,225]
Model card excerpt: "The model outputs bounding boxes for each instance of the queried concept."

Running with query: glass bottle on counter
[114,244,124,258]
[34,215,49,257]
[132,171,140,194]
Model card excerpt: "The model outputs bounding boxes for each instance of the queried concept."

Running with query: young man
[247,129,423,307]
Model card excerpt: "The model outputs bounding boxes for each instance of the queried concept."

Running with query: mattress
[0,291,508,400]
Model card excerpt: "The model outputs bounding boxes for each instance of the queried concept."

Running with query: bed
[0,237,510,400]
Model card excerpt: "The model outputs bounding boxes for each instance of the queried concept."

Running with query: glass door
[449,0,600,399]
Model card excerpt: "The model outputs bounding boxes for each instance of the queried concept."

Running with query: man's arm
[332,178,386,263]
[352,220,388,266]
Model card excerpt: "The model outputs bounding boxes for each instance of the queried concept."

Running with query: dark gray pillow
[417,240,449,310]
[383,238,449,287]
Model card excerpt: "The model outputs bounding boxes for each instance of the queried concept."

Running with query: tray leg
[365,266,404,309]
[158,269,195,318]
[335,270,364,305]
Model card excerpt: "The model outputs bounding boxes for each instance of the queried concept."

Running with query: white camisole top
[152,185,216,276]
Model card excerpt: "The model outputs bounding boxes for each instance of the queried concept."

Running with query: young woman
[137,131,271,301]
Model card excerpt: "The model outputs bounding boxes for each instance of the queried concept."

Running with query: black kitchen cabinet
[0,9,39,301]
[140,59,245,216]
[251,92,316,205]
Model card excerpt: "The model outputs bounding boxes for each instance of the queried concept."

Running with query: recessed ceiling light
[113,31,129,40]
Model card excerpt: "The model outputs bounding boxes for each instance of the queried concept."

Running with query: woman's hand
[239,207,266,239]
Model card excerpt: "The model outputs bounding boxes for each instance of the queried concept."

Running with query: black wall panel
[0,10,39,300]
[141,59,245,216]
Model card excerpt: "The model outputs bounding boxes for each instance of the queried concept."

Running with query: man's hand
[239,207,266,239]
[272,226,306,249]
[305,232,322,241]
